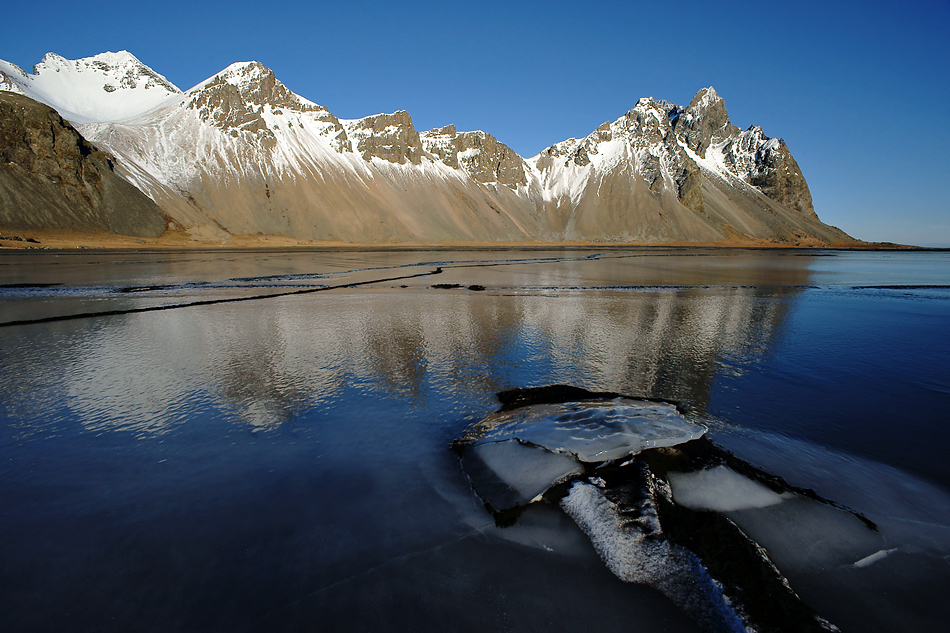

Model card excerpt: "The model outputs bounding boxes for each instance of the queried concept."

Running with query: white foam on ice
[668,465,788,512]
[469,399,706,463]
[561,481,746,632]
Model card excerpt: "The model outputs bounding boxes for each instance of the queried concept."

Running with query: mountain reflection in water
[0,248,947,633]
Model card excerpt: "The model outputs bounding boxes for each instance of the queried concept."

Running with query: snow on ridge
[690,86,721,109]
[2,50,182,124]
[32,50,180,94]
[188,61,269,92]
[0,59,29,94]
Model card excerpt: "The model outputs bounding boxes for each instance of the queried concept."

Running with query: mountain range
[0,51,855,245]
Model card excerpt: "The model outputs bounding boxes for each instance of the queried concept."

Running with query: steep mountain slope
[0,51,855,245]
[0,91,167,237]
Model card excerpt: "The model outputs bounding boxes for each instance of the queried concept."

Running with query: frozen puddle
[454,386,867,632]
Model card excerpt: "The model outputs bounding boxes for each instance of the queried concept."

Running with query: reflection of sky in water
[0,249,948,633]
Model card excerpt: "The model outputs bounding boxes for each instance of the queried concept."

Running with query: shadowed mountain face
[0,92,167,237]
[0,52,856,245]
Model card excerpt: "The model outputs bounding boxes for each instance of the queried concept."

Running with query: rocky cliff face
[721,126,816,216]
[0,92,167,237]
[671,87,738,158]
[668,88,817,218]
[0,52,854,245]
[344,110,425,165]
[420,126,527,188]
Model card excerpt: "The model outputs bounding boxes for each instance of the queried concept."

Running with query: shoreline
[0,228,924,252]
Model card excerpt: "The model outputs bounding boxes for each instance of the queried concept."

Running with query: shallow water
[1,248,948,632]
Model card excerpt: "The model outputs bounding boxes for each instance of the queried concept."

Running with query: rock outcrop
[421,126,527,188]
[344,110,425,165]
[0,92,167,237]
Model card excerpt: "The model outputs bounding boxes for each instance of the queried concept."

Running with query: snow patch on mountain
[0,51,181,123]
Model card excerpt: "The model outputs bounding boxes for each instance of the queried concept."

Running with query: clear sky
[3,0,948,245]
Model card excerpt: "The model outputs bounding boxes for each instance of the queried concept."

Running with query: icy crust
[453,387,858,632]
[668,466,885,573]
[464,398,706,463]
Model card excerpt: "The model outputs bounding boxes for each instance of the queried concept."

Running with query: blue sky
[3,0,948,245]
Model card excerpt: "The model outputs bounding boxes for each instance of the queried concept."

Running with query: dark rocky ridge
[0,92,167,237]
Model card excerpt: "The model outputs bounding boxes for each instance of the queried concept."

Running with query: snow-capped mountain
[0,51,180,123]
[0,51,854,244]
[528,87,843,243]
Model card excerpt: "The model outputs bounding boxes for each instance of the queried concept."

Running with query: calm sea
[1,248,948,632]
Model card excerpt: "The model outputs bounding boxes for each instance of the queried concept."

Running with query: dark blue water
[1,248,948,632]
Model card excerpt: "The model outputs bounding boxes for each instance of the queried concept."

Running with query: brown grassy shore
[0,228,917,251]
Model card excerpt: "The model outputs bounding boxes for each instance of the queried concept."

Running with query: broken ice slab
[667,465,789,512]
[454,386,850,632]
[726,495,884,572]
[667,465,885,571]
[459,440,584,514]
[459,398,707,463]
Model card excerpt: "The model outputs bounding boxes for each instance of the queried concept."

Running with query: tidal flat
[1,248,948,632]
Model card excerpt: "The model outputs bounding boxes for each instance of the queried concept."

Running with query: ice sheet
[668,465,883,572]
[726,496,885,572]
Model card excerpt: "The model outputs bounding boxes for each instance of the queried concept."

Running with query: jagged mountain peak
[674,86,738,158]
[185,60,334,140]
[688,86,722,108]
[623,99,676,136]
[190,60,324,112]
[194,61,272,94]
